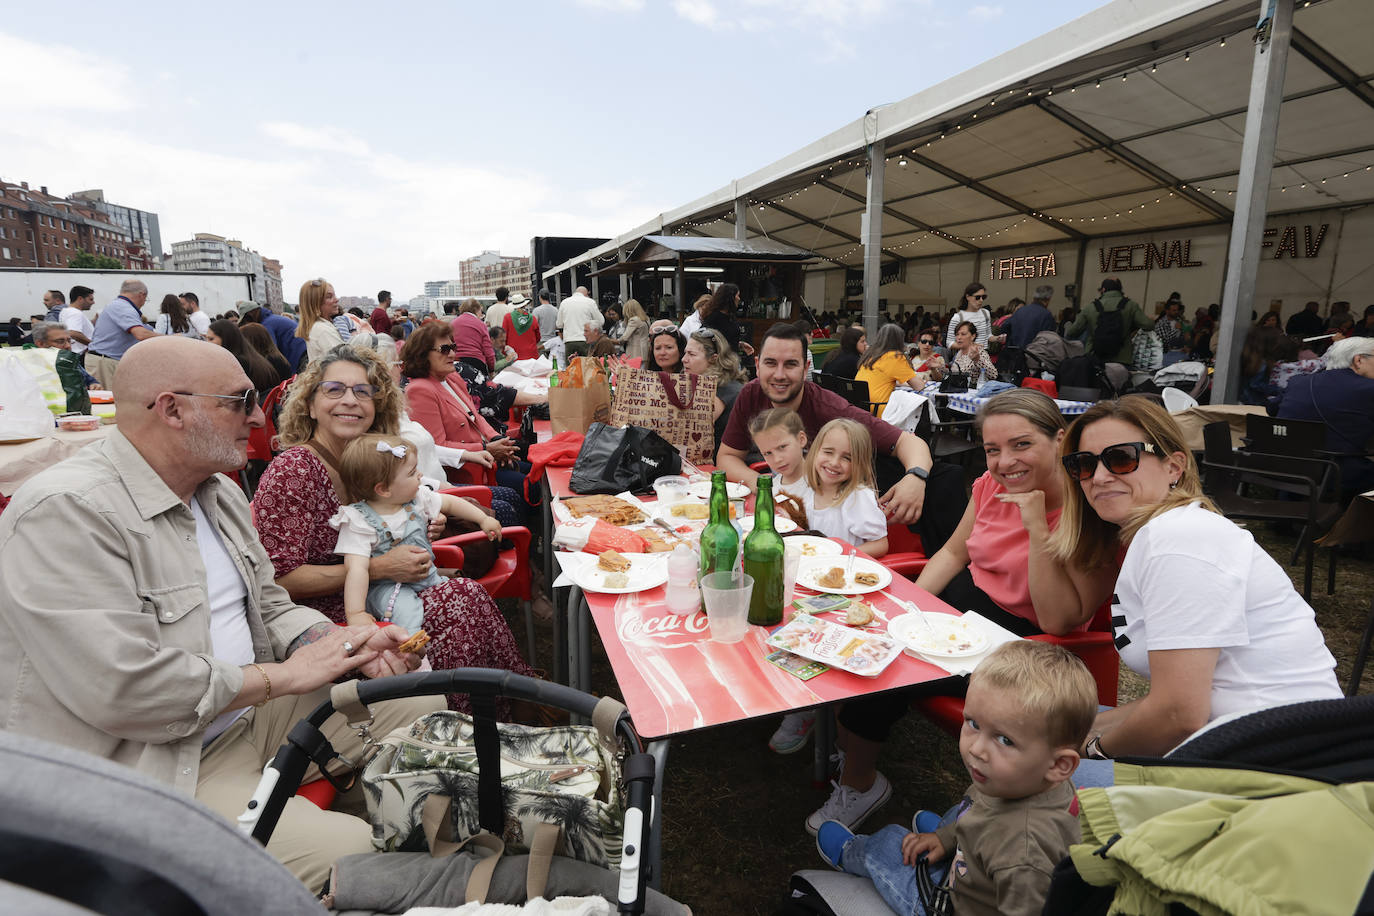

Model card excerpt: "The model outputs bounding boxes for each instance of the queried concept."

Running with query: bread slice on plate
[597,549,632,573]
[818,567,846,589]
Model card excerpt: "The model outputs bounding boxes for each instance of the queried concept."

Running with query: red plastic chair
[434,486,536,666]
[877,517,928,579]
[912,601,1118,738]
[246,376,294,464]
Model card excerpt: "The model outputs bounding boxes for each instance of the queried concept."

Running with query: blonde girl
[803,418,888,557]
[297,276,344,365]
[332,433,500,631]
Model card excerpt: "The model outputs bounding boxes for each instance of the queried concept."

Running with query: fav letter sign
[988,253,1056,280]
[1097,239,1203,272]
[1262,224,1327,259]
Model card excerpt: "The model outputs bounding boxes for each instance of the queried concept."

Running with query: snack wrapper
[766,613,902,677]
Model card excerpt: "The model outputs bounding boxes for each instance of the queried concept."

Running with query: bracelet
[250,663,271,708]
[1084,733,1112,760]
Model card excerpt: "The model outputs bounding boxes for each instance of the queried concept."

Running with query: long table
[540,465,967,885]
[920,381,1095,416]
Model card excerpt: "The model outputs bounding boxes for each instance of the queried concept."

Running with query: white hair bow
[377,441,407,459]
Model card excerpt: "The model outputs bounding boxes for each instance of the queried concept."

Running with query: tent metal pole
[619,248,629,300]
[1214,0,1294,404]
[735,199,747,242]
[862,139,885,340]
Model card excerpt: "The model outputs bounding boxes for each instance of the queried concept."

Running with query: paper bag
[549,381,611,435]
[0,351,58,439]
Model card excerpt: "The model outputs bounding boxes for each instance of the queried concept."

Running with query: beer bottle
[743,474,785,626]
[549,356,559,387]
[698,471,739,585]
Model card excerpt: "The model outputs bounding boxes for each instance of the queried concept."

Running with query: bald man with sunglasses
[0,336,436,892]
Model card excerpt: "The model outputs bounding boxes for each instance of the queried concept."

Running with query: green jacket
[1072,763,1374,916]
[1064,290,1153,364]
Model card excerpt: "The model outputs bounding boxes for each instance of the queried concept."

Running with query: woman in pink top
[811,389,1118,835]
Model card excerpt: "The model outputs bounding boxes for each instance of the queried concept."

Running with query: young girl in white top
[803,419,889,558]
[331,433,501,631]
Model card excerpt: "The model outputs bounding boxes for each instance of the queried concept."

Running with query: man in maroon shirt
[718,323,965,553]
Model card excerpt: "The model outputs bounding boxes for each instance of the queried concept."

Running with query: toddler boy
[817,640,1097,916]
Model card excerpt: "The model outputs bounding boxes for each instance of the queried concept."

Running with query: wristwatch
[905,466,930,481]
[1084,734,1111,760]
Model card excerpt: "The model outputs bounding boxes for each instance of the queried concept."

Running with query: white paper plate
[738,514,799,535]
[573,555,669,594]
[783,535,843,557]
[688,479,749,500]
[888,613,988,658]
[795,556,892,595]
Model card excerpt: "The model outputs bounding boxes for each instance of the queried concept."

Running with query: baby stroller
[240,668,668,915]
[0,670,673,916]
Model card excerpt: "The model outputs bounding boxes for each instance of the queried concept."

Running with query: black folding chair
[1201,421,1342,600]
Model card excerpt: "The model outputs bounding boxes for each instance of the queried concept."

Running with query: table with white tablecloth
[919,382,1095,416]
[0,426,109,496]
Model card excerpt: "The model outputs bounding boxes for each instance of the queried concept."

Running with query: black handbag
[570,423,682,495]
[939,368,971,393]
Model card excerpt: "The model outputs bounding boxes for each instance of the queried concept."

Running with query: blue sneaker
[815,819,854,870]
[912,809,942,834]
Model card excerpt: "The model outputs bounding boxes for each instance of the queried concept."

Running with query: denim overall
[353,499,442,631]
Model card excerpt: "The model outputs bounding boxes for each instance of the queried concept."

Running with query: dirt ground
[518,521,1371,915]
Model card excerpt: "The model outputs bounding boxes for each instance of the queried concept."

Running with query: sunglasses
[1061,441,1157,481]
[432,343,457,355]
[318,381,378,400]
[919,338,936,345]
[972,294,988,301]
[147,389,259,413]
[652,325,680,335]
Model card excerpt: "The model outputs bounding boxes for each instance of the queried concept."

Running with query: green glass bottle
[549,356,560,387]
[698,471,739,584]
[743,474,785,626]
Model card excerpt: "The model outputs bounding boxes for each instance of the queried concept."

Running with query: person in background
[946,282,993,348]
[86,279,157,390]
[240,322,294,384]
[240,304,307,373]
[502,294,541,361]
[370,291,393,335]
[1062,278,1152,368]
[30,322,96,413]
[701,283,755,360]
[816,641,1096,916]
[155,293,197,337]
[60,285,97,361]
[556,286,602,359]
[649,325,686,372]
[911,331,947,382]
[855,323,922,411]
[1007,285,1057,350]
[603,302,625,340]
[1279,337,1374,498]
[679,293,710,338]
[585,322,618,359]
[42,289,65,323]
[1355,304,1374,337]
[1285,300,1325,339]
[533,291,559,354]
[485,287,514,332]
[948,321,997,388]
[489,325,518,371]
[206,319,281,396]
[296,278,345,365]
[824,326,866,379]
[681,327,747,460]
[616,298,650,364]
[179,292,212,338]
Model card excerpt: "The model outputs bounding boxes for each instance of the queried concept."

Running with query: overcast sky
[2,0,1102,301]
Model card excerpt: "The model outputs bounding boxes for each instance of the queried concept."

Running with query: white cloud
[673,0,721,28]
[968,5,1003,22]
[0,32,139,113]
[574,0,645,9]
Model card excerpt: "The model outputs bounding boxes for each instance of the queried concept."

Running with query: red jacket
[405,375,498,484]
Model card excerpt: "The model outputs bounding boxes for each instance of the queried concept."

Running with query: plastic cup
[783,544,803,606]
[653,475,690,507]
[701,571,754,643]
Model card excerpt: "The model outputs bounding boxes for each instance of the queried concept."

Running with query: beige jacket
[0,428,327,794]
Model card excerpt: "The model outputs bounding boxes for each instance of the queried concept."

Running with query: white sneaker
[805,771,892,835]
[769,711,817,754]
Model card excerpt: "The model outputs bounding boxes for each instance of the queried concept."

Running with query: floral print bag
[363,710,625,868]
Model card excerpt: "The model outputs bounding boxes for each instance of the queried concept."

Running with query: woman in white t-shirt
[944,282,993,348]
[1050,397,1340,762]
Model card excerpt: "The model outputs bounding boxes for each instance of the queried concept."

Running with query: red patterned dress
[253,446,535,711]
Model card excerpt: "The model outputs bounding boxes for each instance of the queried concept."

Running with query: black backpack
[1091,300,1126,358]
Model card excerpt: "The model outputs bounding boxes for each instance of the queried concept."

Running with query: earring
[1169,479,1179,490]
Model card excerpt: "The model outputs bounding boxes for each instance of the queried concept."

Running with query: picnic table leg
[647,739,670,890]
[813,705,836,788]
[542,477,567,686]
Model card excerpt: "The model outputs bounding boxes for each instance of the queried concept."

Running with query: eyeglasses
[318,381,378,400]
[432,343,457,355]
[1061,441,1157,481]
[652,325,680,335]
[972,294,988,301]
[146,389,259,413]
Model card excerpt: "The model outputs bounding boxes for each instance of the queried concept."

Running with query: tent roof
[545,0,1373,279]
[589,235,817,276]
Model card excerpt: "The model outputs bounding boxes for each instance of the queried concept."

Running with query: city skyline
[1,0,1101,301]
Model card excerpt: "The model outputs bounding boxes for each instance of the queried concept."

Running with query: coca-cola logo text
[618,608,711,648]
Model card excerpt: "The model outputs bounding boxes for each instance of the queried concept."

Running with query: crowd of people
[0,273,1366,912]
